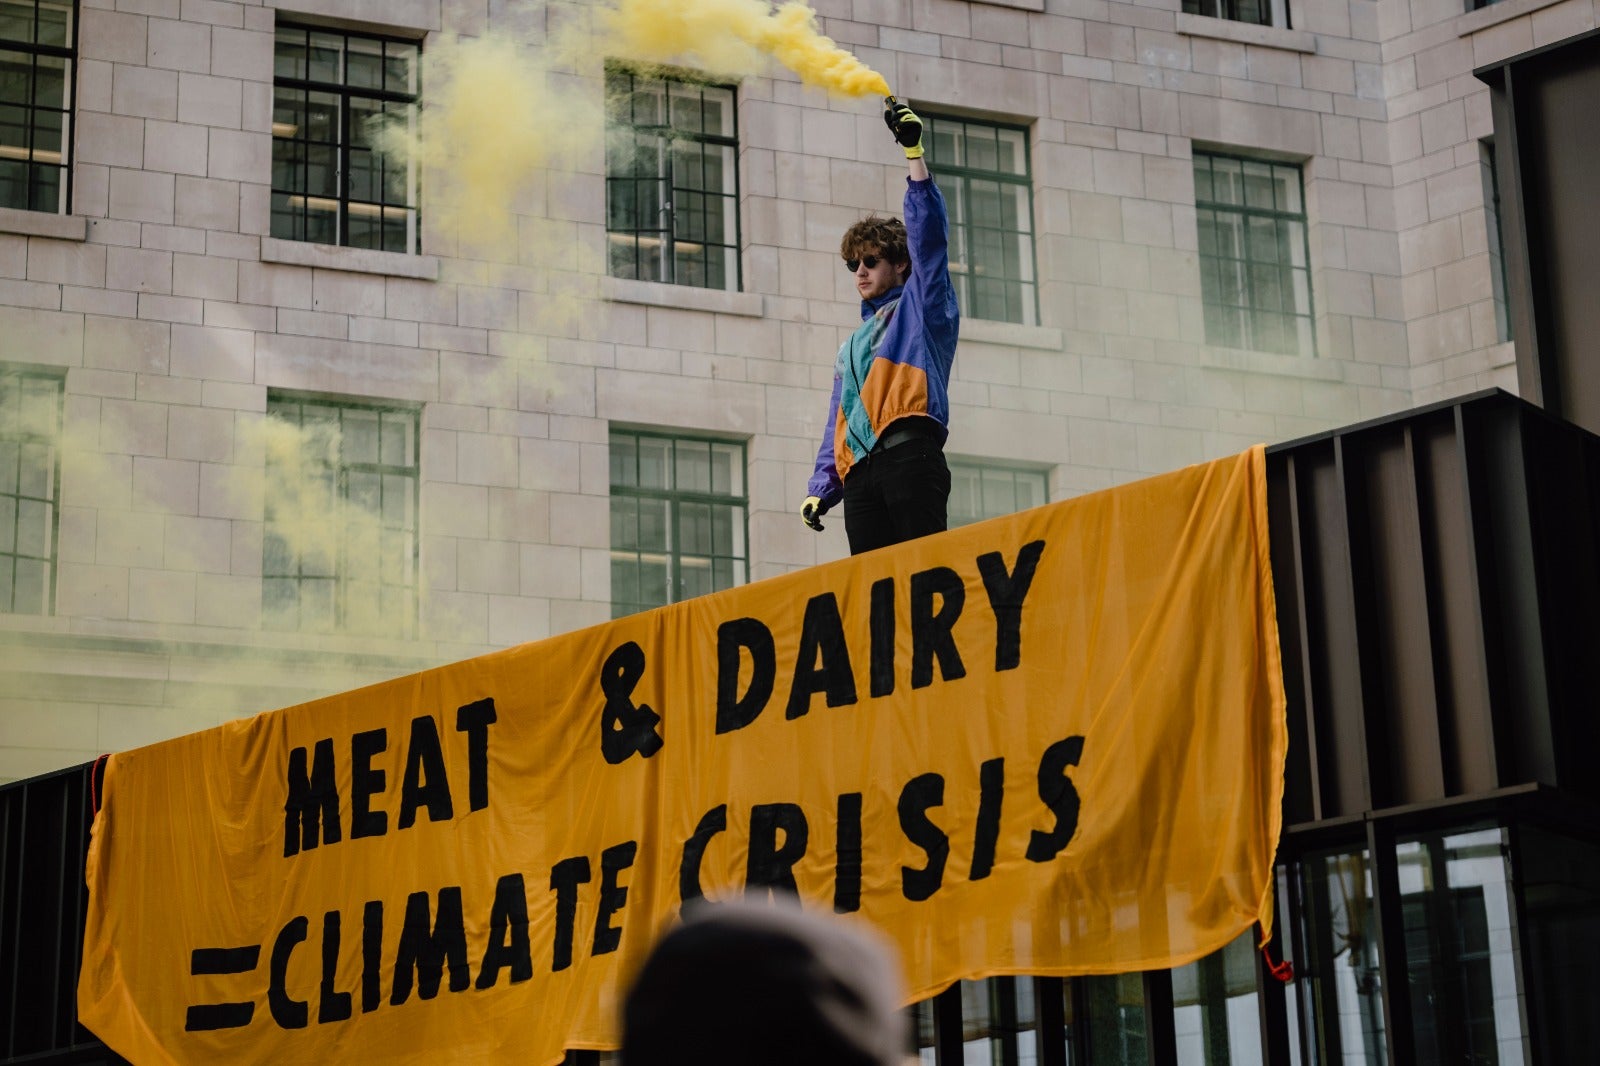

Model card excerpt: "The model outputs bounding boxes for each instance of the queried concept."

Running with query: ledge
[975,0,1044,10]
[1457,0,1566,36]
[1176,13,1317,53]
[961,318,1065,351]
[601,275,765,317]
[261,236,439,280]
[1201,345,1344,380]
[0,207,88,241]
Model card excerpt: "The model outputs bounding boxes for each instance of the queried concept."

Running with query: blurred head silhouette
[620,896,907,1066]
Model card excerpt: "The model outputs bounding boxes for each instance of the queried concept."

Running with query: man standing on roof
[800,98,959,556]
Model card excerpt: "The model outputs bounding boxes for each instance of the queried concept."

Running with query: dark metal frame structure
[6,389,1600,1064]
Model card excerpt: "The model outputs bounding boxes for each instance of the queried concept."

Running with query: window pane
[609,429,747,616]
[605,66,739,290]
[1195,151,1312,355]
[263,396,418,637]
[1396,827,1525,1066]
[927,113,1036,325]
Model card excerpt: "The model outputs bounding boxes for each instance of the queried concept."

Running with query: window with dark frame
[605,65,740,291]
[272,22,420,253]
[608,429,747,619]
[0,0,74,213]
[262,395,419,639]
[923,112,1039,326]
[948,459,1049,527]
[1182,0,1286,27]
[0,367,59,615]
[1194,151,1316,357]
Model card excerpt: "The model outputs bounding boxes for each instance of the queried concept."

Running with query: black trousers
[842,435,951,555]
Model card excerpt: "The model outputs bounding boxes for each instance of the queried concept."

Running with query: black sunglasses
[844,255,882,272]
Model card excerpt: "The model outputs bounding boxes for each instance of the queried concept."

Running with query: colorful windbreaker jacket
[806,177,959,508]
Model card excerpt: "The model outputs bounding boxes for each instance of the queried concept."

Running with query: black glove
[883,98,924,159]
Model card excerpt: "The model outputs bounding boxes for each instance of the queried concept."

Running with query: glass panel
[1085,973,1148,1065]
[0,2,32,45]
[610,434,636,489]
[1397,827,1525,1066]
[12,554,44,612]
[674,440,710,493]
[997,127,1028,176]
[679,501,711,555]
[637,437,669,490]
[1518,824,1600,1062]
[307,31,343,85]
[1241,161,1276,210]
[275,27,308,81]
[1172,929,1264,1065]
[342,409,380,464]
[384,41,419,95]
[1294,847,1387,1065]
[346,35,382,90]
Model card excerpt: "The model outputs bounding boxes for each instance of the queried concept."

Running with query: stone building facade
[0,0,1579,782]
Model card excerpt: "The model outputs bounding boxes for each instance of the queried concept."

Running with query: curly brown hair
[840,214,908,265]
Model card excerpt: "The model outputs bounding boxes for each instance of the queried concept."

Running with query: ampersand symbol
[600,641,664,764]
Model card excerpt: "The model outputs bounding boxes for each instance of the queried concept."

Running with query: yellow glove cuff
[904,143,925,159]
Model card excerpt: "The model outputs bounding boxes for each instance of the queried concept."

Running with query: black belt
[874,420,940,453]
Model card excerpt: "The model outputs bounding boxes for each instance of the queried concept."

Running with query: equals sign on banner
[184,945,261,1031]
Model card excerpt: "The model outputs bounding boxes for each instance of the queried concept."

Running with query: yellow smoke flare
[600,0,892,97]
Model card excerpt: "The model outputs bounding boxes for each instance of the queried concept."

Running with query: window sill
[1201,345,1342,380]
[974,0,1044,10]
[962,318,1065,351]
[1176,13,1316,54]
[1457,0,1566,36]
[601,276,764,317]
[0,207,88,241]
[260,236,439,280]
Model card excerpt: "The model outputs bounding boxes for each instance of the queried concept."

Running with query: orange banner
[78,446,1286,1066]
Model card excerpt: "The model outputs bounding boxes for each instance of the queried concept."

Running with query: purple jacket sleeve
[806,372,845,507]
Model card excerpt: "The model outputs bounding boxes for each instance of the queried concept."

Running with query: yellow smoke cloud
[598,0,891,96]
[372,1,891,256]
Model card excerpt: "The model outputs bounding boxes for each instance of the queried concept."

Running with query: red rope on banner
[91,753,110,816]
[1257,921,1294,982]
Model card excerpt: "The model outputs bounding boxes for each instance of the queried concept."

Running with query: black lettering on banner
[834,792,863,914]
[1027,736,1086,863]
[978,540,1046,672]
[911,568,967,689]
[391,887,470,1006]
[593,841,639,957]
[268,916,309,1030]
[898,773,949,902]
[183,945,260,1032]
[746,803,809,897]
[477,873,533,989]
[786,592,857,719]
[716,618,774,734]
[679,805,728,907]
[318,910,352,1023]
[361,901,383,1014]
[456,697,497,812]
[600,641,665,762]
[970,758,1005,881]
[397,716,454,830]
[350,728,388,840]
[549,856,592,973]
[870,577,896,698]
[283,738,340,858]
